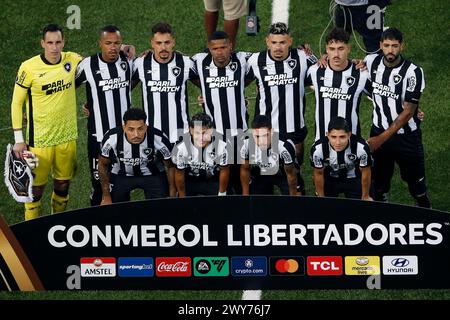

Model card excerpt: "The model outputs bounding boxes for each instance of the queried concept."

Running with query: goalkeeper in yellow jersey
[11,24,82,220]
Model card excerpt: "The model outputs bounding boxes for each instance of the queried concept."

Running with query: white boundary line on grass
[271,0,291,25]
[242,290,262,300]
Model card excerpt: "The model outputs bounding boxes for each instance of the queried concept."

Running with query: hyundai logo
[391,258,409,267]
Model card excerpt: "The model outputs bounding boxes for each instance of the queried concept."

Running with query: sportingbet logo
[193,257,229,277]
[156,257,191,277]
[307,256,343,276]
[345,256,380,276]
[80,257,116,277]
[270,257,305,276]
[382,256,418,275]
[118,257,154,277]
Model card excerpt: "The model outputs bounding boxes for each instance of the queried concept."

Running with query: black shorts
[110,173,168,203]
[250,174,290,195]
[370,126,426,190]
[279,127,308,145]
[324,176,362,199]
[185,178,219,196]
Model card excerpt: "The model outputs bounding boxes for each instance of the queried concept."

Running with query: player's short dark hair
[268,22,290,35]
[42,24,63,40]
[381,28,403,43]
[328,116,350,133]
[326,28,350,44]
[252,115,272,130]
[100,25,121,36]
[152,22,173,35]
[123,108,147,123]
[190,113,213,129]
[208,31,229,42]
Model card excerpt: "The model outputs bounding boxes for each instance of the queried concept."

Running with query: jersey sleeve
[218,141,229,167]
[188,57,199,80]
[11,63,32,130]
[310,141,324,169]
[154,131,173,160]
[356,139,372,168]
[75,58,87,87]
[173,142,188,170]
[404,66,425,104]
[306,53,318,68]
[15,62,33,89]
[240,139,250,161]
[361,70,372,95]
[305,65,314,87]
[100,131,117,160]
[132,57,142,81]
[280,140,296,165]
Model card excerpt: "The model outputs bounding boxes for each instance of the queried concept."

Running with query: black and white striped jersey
[240,138,296,176]
[132,52,197,143]
[192,52,251,136]
[76,52,133,142]
[247,49,317,135]
[101,126,172,176]
[310,135,372,179]
[307,62,371,140]
[172,138,228,179]
[364,54,425,134]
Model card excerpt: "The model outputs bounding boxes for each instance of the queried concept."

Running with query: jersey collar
[40,54,62,65]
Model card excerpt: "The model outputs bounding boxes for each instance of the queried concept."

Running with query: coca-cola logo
[157,262,189,272]
[156,257,191,277]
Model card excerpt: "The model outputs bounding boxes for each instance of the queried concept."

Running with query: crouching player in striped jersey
[172,113,230,197]
[240,115,298,195]
[311,117,373,200]
[98,108,173,204]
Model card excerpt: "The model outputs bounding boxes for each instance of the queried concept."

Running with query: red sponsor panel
[80,257,116,265]
[307,256,343,276]
[156,257,191,277]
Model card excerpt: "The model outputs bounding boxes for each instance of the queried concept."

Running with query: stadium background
[0,0,448,299]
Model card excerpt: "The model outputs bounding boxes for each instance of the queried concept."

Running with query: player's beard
[385,53,399,63]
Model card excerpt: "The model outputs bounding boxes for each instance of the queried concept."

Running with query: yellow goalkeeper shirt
[11,52,82,147]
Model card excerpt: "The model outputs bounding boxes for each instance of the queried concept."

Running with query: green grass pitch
[0,0,449,299]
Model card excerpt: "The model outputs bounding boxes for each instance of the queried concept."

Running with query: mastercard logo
[275,259,299,273]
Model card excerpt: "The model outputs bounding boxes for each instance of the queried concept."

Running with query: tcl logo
[156,257,191,277]
[307,256,343,276]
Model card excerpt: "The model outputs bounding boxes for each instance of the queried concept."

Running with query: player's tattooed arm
[313,168,325,197]
[284,163,298,196]
[367,101,418,152]
[219,166,230,195]
[240,160,251,195]
[98,155,113,205]
[360,166,373,201]
[175,168,186,198]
